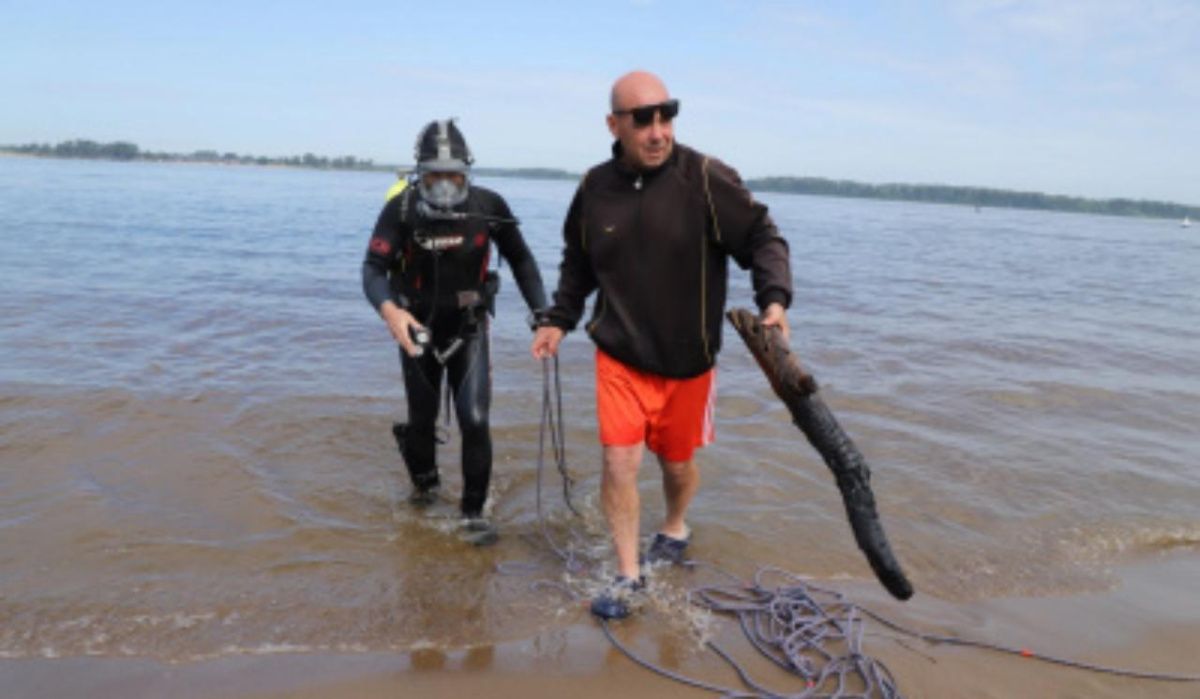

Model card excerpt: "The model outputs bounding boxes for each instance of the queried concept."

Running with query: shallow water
[1,156,1197,661]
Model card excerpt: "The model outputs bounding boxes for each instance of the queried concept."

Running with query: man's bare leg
[659,456,698,539]
[602,444,644,579]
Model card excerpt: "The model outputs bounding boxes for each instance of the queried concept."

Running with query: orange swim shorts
[594,348,715,462]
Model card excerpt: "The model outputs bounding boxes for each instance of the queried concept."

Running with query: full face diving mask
[417,172,469,211]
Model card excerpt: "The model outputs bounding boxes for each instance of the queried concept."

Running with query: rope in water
[527,357,1200,696]
[539,355,580,518]
[532,355,586,574]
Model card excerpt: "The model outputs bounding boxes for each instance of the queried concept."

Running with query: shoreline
[0,150,400,175]
[5,552,1197,699]
[4,149,1196,216]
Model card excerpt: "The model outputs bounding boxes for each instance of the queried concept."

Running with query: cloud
[953,0,1200,52]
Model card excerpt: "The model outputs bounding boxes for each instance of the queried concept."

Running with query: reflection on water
[1,157,1198,660]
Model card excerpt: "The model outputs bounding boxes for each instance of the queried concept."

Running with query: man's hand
[761,302,789,342]
[381,301,425,357]
[531,325,565,359]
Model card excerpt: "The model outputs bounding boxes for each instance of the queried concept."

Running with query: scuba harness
[392,181,511,455]
[396,183,513,365]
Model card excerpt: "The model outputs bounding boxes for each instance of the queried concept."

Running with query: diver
[362,118,547,545]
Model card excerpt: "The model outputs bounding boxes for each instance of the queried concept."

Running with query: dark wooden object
[727,308,914,601]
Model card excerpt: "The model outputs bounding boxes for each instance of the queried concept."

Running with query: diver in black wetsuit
[362,119,547,544]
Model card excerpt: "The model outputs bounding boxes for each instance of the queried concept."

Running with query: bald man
[532,71,793,619]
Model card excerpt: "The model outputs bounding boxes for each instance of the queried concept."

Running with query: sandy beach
[6,553,1197,698]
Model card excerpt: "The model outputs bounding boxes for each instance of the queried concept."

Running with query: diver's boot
[394,422,440,508]
[459,516,498,547]
[407,472,441,508]
[458,486,496,546]
[459,494,498,547]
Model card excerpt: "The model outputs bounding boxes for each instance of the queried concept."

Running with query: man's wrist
[758,291,789,312]
[527,307,553,331]
[380,300,405,319]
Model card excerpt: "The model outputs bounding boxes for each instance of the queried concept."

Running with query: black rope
[533,356,586,572]
[543,355,580,516]
[496,355,590,577]
[857,603,1200,683]
[685,567,904,698]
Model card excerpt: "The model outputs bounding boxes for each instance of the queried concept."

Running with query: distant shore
[4,141,1197,220]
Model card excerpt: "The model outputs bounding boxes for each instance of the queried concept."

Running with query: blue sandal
[590,575,645,620]
[645,531,691,566]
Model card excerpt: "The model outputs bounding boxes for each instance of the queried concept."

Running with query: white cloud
[953,0,1200,52]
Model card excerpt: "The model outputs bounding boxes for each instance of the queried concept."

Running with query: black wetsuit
[362,184,546,516]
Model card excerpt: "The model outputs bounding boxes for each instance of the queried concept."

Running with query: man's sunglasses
[613,99,680,127]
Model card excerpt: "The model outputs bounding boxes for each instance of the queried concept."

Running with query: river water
[1,156,1197,663]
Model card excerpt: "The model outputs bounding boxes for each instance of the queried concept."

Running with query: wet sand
[6,554,1197,698]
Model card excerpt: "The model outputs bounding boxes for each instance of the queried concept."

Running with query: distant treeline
[474,166,576,180]
[2,139,384,171]
[5,139,1196,219]
[745,176,1199,221]
[1,139,586,181]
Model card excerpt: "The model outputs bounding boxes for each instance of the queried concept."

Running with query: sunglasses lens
[630,105,656,126]
[627,100,680,127]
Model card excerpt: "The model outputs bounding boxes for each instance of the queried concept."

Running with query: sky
[2,0,1198,204]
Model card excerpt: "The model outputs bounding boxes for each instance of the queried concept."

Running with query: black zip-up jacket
[544,143,792,378]
[362,185,547,321]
